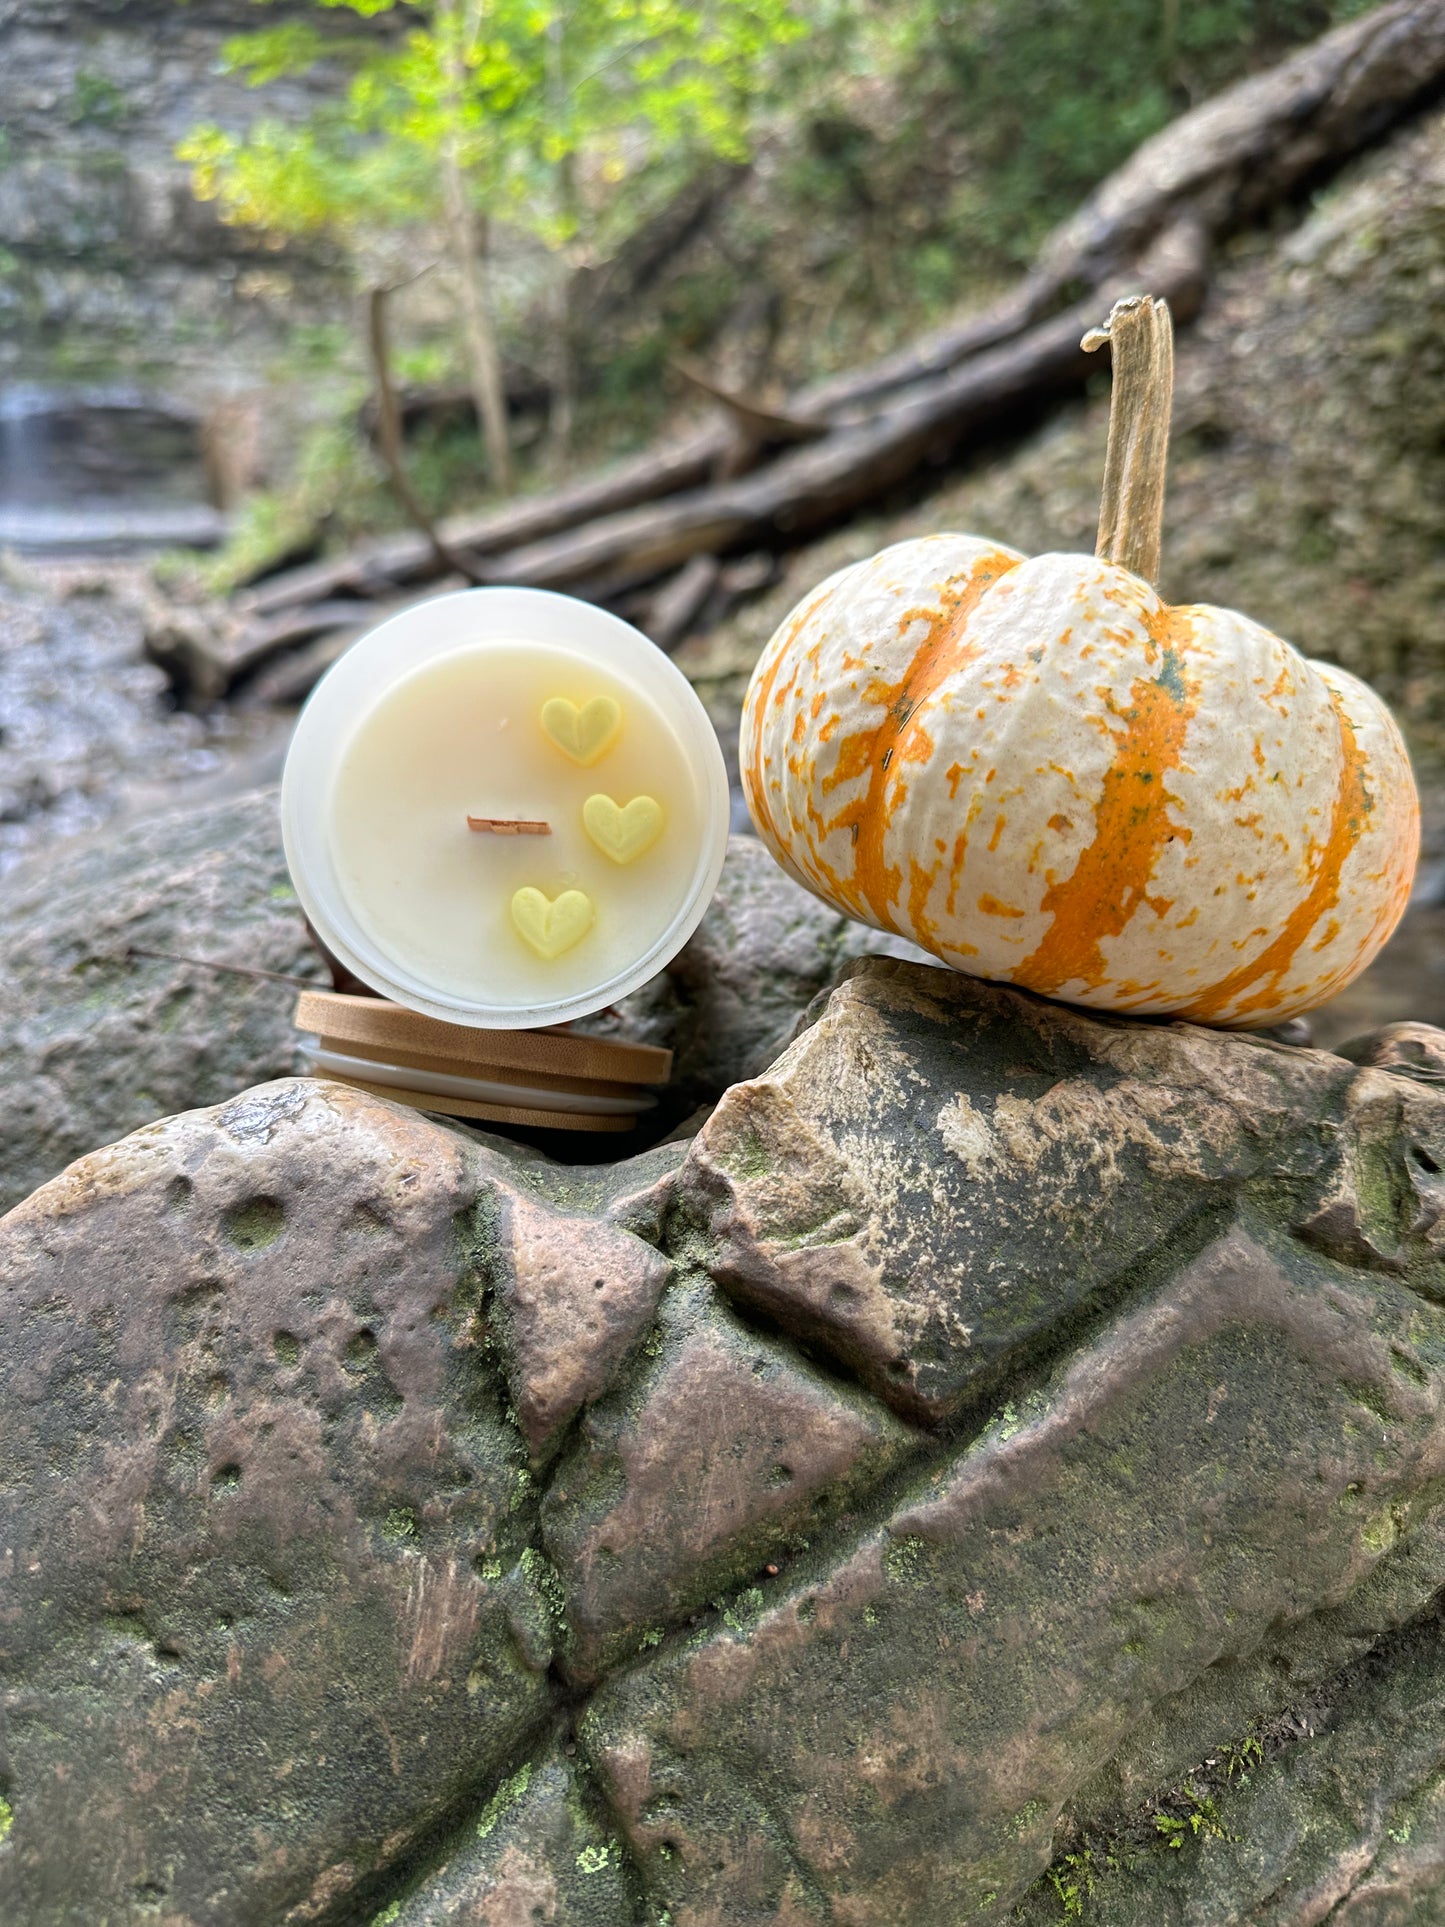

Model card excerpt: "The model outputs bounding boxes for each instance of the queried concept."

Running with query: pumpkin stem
[1084,294,1174,586]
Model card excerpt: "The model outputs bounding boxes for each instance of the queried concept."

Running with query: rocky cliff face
[5,962,1445,1922]
[0,0,353,394]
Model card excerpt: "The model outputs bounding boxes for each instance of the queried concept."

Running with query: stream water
[0,564,289,880]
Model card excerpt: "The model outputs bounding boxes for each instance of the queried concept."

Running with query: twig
[367,285,489,585]
[670,359,829,446]
[124,946,319,990]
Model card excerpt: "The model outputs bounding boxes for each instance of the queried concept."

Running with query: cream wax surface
[329,641,703,1007]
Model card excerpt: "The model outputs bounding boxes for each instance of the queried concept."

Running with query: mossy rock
[6,962,1445,1919]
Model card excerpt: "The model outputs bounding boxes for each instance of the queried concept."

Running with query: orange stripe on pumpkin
[907,855,941,951]
[1178,683,1372,1023]
[822,551,1020,929]
[743,586,834,850]
[1013,610,1199,997]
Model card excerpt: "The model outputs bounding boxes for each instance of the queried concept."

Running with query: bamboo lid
[294,989,670,1133]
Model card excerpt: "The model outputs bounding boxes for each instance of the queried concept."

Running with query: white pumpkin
[740,526,1418,1029]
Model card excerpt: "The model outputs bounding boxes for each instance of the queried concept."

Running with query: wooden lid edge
[295,990,673,1084]
[318,1071,636,1133]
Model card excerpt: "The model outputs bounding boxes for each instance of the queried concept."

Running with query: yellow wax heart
[510,886,595,959]
[583,793,665,866]
[540,696,621,767]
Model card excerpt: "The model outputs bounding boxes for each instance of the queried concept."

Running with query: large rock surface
[7,959,1445,1922]
[0,786,324,1217]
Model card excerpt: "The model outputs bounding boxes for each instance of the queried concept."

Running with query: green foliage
[286,321,354,372]
[178,111,433,238]
[780,0,1385,278]
[1047,1843,1118,1916]
[575,1840,621,1873]
[720,1586,764,1630]
[393,340,454,386]
[975,0,1375,257]
[519,1544,566,1623]
[576,0,1384,404]
[180,0,807,258]
[187,0,1381,565]
[1154,1811,1187,1849]
[69,69,134,130]
[382,1505,418,1541]
[201,414,374,593]
[1224,1732,1264,1781]
[1153,1788,1231,1850]
[180,0,808,503]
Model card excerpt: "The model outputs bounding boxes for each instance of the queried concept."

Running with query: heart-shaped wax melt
[583,793,665,865]
[540,696,621,766]
[510,886,595,959]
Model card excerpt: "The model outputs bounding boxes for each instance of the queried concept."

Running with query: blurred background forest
[0,0,1387,566]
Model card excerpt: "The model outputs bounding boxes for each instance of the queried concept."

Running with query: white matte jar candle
[282,588,730,1029]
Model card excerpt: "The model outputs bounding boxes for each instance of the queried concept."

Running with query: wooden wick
[467,816,551,835]
[1083,294,1174,587]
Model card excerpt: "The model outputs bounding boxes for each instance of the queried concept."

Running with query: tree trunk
[546,13,578,461]
[440,160,513,494]
[436,0,513,494]
[549,259,577,458]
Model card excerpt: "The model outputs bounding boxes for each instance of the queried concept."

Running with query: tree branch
[366,285,486,584]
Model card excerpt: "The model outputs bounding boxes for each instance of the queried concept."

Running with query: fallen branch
[219,579,467,706]
[644,552,723,651]
[670,365,825,446]
[235,427,723,619]
[463,223,1207,599]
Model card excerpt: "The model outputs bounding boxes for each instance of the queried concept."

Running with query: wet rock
[387,1746,633,1926]
[680,957,1373,1423]
[0,786,323,1216]
[542,1278,921,1681]
[9,964,1445,1920]
[0,572,283,878]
